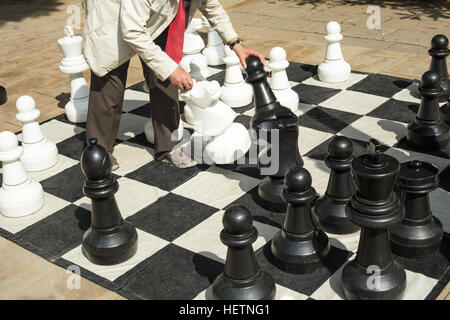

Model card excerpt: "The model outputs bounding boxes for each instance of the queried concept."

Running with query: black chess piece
[341,139,406,300]
[212,205,276,300]
[406,71,450,151]
[314,136,359,234]
[390,160,443,257]
[245,55,303,212]
[429,34,449,102]
[80,137,138,265]
[271,167,330,274]
[0,86,6,106]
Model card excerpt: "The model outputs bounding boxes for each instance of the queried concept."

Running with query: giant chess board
[0,61,448,300]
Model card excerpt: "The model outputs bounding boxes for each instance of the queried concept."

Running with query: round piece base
[313,196,360,235]
[220,82,253,108]
[0,180,44,218]
[65,98,89,123]
[390,216,443,258]
[83,221,138,265]
[342,260,406,300]
[273,88,299,113]
[212,272,276,300]
[21,141,58,172]
[318,60,351,83]
[271,229,330,274]
[258,177,286,213]
[406,121,450,151]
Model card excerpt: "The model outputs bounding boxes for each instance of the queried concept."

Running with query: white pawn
[16,96,58,172]
[0,131,44,218]
[144,119,184,145]
[57,26,89,123]
[201,17,225,66]
[220,46,253,108]
[318,21,351,83]
[184,56,211,125]
[268,47,299,113]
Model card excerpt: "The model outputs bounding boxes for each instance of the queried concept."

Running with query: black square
[286,62,317,83]
[207,71,226,86]
[56,132,87,162]
[256,242,352,296]
[52,114,86,129]
[125,159,206,191]
[298,106,362,134]
[117,244,223,300]
[367,99,419,123]
[292,83,341,105]
[305,135,390,161]
[129,102,151,118]
[347,74,412,98]
[126,193,218,242]
[127,81,147,93]
[14,204,90,261]
[234,114,252,129]
[394,137,450,160]
[40,164,85,202]
[127,132,154,149]
[232,102,254,114]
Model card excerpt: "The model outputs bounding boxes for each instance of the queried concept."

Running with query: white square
[298,126,334,156]
[0,192,70,234]
[172,166,260,209]
[117,113,149,141]
[173,210,279,263]
[111,142,154,176]
[294,103,316,117]
[123,89,149,112]
[73,177,167,218]
[62,228,169,281]
[338,116,407,147]
[326,231,361,253]
[17,120,84,144]
[302,73,368,90]
[27,155,79,182]
[392,83,421,104]
[320,90,389,115]
[303,157,330,196]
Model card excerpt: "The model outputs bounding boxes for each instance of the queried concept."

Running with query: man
[82,0,265,169]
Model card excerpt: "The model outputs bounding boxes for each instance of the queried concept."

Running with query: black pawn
[212,205,276,300]
[245,55,303,212]
[314,136,359,234]
[406,71,449,151]
[342,139,406,300]
[429,34,449,102]
[271,167,330,273]
[81,138,138,265]
[390,160,443,257]
[0,85,6,106]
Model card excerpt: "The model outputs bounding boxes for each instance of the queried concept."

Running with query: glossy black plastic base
[390,216,443,257]
[258,176,286,212]
[83,220,138,265]
[438,80,449,102]
[313,197,360,235]
[271,229,330,274]
[212,271,276,300]
[341,259,407,300]
[0,86,6,106]
[406,120,450,151]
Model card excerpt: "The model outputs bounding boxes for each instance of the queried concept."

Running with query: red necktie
[165,0,185,64]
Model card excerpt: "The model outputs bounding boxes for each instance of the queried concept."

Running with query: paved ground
[0,0,448,300]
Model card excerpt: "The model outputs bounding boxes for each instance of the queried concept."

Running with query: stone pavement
[0,0,448,300]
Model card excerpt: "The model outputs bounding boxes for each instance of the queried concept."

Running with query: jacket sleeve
[120,0,179,81]
[199,0,239,43]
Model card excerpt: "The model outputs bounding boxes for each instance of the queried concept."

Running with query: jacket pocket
[150,0,171,16]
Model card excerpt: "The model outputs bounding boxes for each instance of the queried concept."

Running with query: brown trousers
[85,58,180,160]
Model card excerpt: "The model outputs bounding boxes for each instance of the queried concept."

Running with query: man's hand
[169,67,194,91]
[232,43,265,69]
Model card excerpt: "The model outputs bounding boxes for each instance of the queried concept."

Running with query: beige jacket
[82,0,238,80]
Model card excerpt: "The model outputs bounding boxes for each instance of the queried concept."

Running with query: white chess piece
[179,18,205,73]
[0,131,44,218]
[16,96,58,172]
[144,119,184,145]
[268,47,299,113]
[57,26,89,123]
[201,17,225,66]
[318,21,351,83]
[184,55,211,125]
[220,46,253,108]
[181,80,251,164]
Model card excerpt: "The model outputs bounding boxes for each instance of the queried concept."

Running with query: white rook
[318,21,351,83]
[16,95,58,172]
[57,26,89,123]
[0,131,44,218]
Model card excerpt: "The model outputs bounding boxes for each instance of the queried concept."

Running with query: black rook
[245,55,303,212]
[341,139,406,300]
[81,138,138,265]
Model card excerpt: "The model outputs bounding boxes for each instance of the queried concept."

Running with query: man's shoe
[108,152,119,171]
[162,147,197,169]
